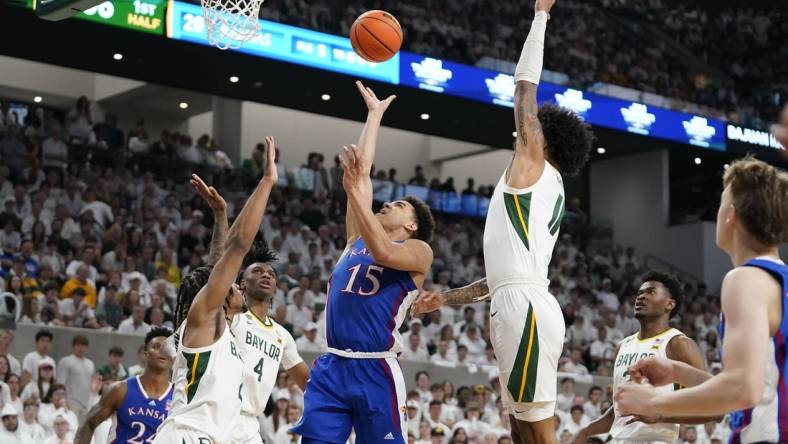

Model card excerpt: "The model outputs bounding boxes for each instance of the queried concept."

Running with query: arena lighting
[512,131,517,138]
[33,96,42,103]
[229,76,240,83]
[321,94,331,101]
[694,157,702,165]
[724,163,730,169]
[179,102,189,109]
[113,53,123,61]
[420,113,430,120]
[596,147,607,154]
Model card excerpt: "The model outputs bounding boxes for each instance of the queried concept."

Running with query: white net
[201,0,264,50]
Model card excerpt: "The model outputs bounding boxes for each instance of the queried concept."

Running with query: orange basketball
[349,10,403,63]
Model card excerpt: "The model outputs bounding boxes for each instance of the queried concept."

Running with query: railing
[643,254,702,288]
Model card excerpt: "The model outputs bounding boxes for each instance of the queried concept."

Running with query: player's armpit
[74,381,127,444]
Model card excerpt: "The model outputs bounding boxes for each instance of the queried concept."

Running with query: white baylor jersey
[611,328,685,442]
[159,322,244,443]
[484,161,565,290]
[231,311,303,415]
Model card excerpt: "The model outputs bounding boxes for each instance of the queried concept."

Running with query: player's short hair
[641,271,683,318]
[175,265,214,327]
[402,196,435,243]
[145,327,172,349]
[538,103,594,177]
[238,236,279,284]
[723,157,788,246]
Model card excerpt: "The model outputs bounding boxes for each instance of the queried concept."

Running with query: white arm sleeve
[281,328,304,370]
[514,11,549,84]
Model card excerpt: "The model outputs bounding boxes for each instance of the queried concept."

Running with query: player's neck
[247,299,271,322]
[729,238,780,267]
[139,370,170,396]
[638,317,671,340]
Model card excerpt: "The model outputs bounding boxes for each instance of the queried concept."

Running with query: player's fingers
[366,87,378,100]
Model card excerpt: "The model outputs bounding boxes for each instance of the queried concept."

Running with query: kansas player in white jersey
[74,328,174,444]
[154,138,280,444]
[412,1,593,442]
[617,158,788,444]
[231,243,310,444]
[291,81,435,444]
[573,272,718,444]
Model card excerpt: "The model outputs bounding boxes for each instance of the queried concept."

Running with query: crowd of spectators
[0,94,732,443]
[257,0,786,129]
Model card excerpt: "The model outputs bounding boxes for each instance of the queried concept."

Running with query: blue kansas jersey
[114,376,173,444]
[325,237,419,354]
[719,258,788,444]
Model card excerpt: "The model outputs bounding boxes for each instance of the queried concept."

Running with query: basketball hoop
[201,0,265,49]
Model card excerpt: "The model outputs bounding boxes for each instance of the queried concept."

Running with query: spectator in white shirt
[425,400,451,431]
[458,325,486,361]
[562,405,590,436]
[295,322,324,353]
[20,358,55,402]
[128,345,146,376]
[78,189,113,230]
[21,330,54,387]
[304,277,326,309]
[595,278,620,312]
[42,413,73,444]
[561,349,590,376]
[565,315,591,351]
[589,326,616,366]
[0,330,22,376]
[56,335,94,421]
[287,277,311,305]
[400,334,429,363]
[452,403,492,442]
[604,311,625,344]
[117,305,151,336]
[430,340,457,368]
[284,291,312,336]
[423,310,447,342]
[476,344,498,370]
[401,318,426,346]
[582,386,603,420]
[556,377,576,412]
[0,404,33,444]
[41,126,69,170]
[65,245,98,281]
[17,400,46,442]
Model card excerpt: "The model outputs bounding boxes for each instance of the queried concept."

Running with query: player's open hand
[627,356,676,386]
[411,290,446,316]
[771,104,788,159]
[340,144,365,193]
[356,80,396,116]
[535,0,556,16]
[190,174,227,215]
[263,135,278,184]
[615,381,659,417]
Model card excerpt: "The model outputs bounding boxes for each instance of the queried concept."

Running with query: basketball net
[201,0,264,49]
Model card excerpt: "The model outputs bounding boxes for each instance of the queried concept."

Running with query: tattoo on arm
[515,81,540,146]
[444,278,490,305]
[207,212,228,266]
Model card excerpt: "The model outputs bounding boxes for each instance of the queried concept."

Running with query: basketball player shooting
[573,272,719,444]
[291,81,435,444]
[615,158,788,444]
[153,137,279,444]
[411,1,593,443]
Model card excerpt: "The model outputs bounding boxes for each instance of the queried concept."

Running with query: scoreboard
[33,0,105,20]
[31,0,165,34]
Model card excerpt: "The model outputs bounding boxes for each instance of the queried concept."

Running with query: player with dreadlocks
[231,238,310,444]
[153,135,279,444]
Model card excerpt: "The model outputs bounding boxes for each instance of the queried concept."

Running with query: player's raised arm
[341,145,432,274]
[185,136,278,337]
[191,175,229,266]
[346,81,396,243]
[507,0,555,189]
[616,266,778,417]
[74,381,127,444]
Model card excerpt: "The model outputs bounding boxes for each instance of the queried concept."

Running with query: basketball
[349,10,403,63]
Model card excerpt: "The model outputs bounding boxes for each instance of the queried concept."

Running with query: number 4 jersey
[231,311,303,415]
[326,237,419,355]
[114,376,173,444]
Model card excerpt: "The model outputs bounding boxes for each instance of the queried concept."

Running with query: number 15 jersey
[326,237,419,355]
[231,311,303,415]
